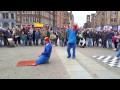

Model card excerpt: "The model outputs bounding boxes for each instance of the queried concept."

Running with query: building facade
[0,11,16,29]
[90,11,120,31]
[91,13,95,28]
[16,11,55,29]
[56,11,70,29]
[56,11,62,28]
[69,11,74,28]
[16,11,69,30]
[63,11,70,28]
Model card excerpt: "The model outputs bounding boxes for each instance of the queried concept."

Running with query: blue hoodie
[42,42,52,58]
[67,28,78,44]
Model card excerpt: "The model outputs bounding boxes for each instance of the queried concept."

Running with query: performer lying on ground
[36,37,52,65]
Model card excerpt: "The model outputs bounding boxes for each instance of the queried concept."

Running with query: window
[22,11,25,14]
[37,18,39,22]
[33,17,35,22]
[6,13,8,19]
[17,16,20,21]
[102,12,104,15]
[31,17,33,22]
[11,13,14,19]
[36,18,37,22]
[22,17,24,22]
[0,13,2,19]
[29,11,31,14]
[29,17,31,22]
[17,11,20,14]
[50,14,53,20]
[41,18,43,23]
[46,12,49,18]
[42,11,45,16]
[2,13,5,19]
[32,11,35,14]
[102,18,104,21]
[39,11,42,15]
[42,11,44,16]
[26,11,28,14]
[36,11,39,14]
[111,18,117,22]
[22,17,26,22]
[26,17,29,22]
[111,11,117,16]
[24,17,26,22]
[25,11,27,14]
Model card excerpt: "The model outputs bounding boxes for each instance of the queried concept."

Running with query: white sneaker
[113,48,116,50]
[112,57,118,61]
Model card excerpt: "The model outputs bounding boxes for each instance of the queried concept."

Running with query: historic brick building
[16,11,55,29]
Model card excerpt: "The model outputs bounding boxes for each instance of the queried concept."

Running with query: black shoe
[67,56,71,58]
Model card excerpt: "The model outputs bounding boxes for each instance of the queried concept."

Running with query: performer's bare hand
[38,53,42,57]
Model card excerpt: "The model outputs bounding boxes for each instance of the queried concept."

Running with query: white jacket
[79,38,85,46]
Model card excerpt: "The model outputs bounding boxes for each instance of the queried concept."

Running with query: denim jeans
[35,39,39,46]
[116,50,120,57]
[102,40,107,48]
[67,43,76,58]
[21,40,25,46]
[95,39,99,47]
[88,38,93,47]
[0,39,2,46]
[108,39,112,48]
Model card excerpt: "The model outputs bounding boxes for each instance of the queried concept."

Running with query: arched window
[2,13,5,19]
[11,13,14,19]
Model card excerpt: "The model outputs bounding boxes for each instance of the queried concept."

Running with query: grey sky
[72,11,96,27]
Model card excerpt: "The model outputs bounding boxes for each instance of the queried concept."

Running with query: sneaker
[112,57,118,61]
[67,56,71,58]
[113,48,116,50]
[46,60,49,63]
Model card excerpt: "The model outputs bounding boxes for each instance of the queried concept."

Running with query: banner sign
[34,23,44,28]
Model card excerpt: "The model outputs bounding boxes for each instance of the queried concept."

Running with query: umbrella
[23,26,31,28]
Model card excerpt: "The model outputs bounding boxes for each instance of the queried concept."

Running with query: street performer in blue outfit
[36,37,52,65]
[67,24,78,59]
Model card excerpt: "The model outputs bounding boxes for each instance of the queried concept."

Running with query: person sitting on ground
[36,37,52,65]
[78,38,86,48]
